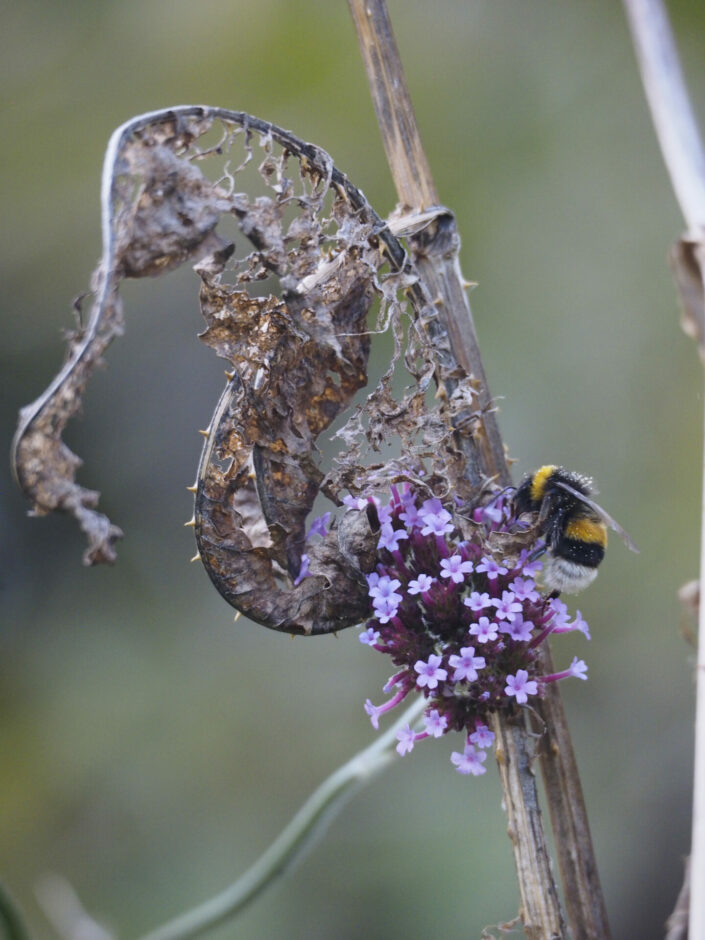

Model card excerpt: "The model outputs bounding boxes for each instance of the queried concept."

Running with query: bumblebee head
[513,477,536,517]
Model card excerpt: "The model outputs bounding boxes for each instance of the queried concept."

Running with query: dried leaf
[13,106,483,633]
[670,235,705,362]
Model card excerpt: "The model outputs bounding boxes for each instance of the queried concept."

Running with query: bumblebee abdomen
[548,516,605,593]
[563,516,607,547]
[543,556,600,594]
[553,536,605,568]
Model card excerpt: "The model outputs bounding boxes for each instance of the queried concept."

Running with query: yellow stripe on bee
[564,517,607,546]
[530,465,557,503]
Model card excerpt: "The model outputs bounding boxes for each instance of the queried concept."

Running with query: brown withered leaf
[13,106,481,633]
[194,239,379,632]
[12,110,230,564]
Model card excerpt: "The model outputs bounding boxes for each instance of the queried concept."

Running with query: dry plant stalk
[622,0,705,935]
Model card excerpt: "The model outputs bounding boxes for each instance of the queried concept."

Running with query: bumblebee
[513,465,637,594]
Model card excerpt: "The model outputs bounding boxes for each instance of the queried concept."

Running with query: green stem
[0,882,32,940]
[136,696,426,940]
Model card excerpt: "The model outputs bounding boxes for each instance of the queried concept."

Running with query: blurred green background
[3,1,705,937]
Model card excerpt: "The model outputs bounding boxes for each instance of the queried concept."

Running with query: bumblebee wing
[552,480,639,553]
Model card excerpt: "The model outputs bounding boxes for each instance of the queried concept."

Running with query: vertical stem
[0,883,31,940]
[405,211,511,486]
[491,713,565,939]
[533,645,612,939]
[348,2,599,936]
[623,0,705,233]
[347,0,438,211]
[348,0,509,486]
[693,395,705,938]
[622,1,705,934]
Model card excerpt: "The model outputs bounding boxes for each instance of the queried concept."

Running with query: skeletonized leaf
[13,106,483,633]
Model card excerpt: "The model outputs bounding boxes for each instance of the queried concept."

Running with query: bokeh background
[3,1,705,937]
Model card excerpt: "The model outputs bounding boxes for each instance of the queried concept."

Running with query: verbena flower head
[347,484,590,778]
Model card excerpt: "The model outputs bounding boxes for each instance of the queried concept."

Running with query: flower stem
[622,2,705,934]
[0,883,31,940]
[623,0,705,233]
[136,698,426,940]
[490,712,565,937]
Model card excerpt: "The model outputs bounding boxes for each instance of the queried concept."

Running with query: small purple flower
[518,549,543,578]
[464,591,492,613]
[440,554,474,584]
[414,654,448,690]
[383,670,405,693]
[418,498,454,537]
[548,608,592,640]
[364,699,382,730]
[359,627,381,646]
[548,597,571,626]
[408,574,436,595]
[572,611,591,639]
[500,614,534,643]
[307,512,331,539]
[355,484,591,781]
[369,575,401,602]
[544,657,589,683]
[481,501,505,525]
[569,658,588,680]
[448,646,486,682]
[424,709,449,738]
[508,577,540,603]
[399,485,416,509]
[475,555,508,580]
[451,745,488,776]
[374,595,401,624]
[468,616,499,643]
[396,725,417,756]
[504,670,538,705]
[343,494,368,511]
[399,502,422,528]
[470,723,495,749]
[376,502,393,526]
[491,590,522,621]
[364,688,407,729]
[378,523,409,552]
[294,553,310,585]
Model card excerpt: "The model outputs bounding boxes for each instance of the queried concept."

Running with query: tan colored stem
[406,211,511,486]
[533,645,612,939]
[491,712,565,939]
[347,0,438,211]
[348,0,508,487]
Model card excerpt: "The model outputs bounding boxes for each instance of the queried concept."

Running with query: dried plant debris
[13,106,486,633]
[670,235,705,363]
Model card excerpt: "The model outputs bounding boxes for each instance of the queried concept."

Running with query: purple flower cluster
[345,485,589,777]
